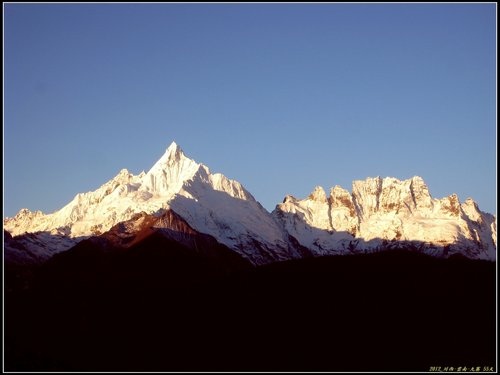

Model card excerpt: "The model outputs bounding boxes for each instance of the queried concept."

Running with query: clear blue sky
[4,3,497,217]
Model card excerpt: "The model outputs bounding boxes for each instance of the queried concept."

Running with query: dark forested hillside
[5,244,496,372]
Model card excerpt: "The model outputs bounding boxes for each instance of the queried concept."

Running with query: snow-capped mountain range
[4,142,497,264]
[274,177,496,260]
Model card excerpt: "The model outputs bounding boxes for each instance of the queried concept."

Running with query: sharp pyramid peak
[163,141,185,161]
[142,141,202,194]
[166,140,182,154]
[147,141,192,173]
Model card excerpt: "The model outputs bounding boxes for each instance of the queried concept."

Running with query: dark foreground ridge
[5,237,496,371]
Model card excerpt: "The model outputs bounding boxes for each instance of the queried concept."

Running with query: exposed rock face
[273,176,496,260]
[352,176,383,218]
[329,186,358,234]
[410,176,434,210]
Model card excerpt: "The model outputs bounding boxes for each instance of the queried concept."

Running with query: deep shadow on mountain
[5,234,496,372]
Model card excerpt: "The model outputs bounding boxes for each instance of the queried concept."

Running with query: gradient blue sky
[4,3,497,217]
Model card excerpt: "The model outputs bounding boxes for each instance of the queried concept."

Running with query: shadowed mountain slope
[5,246,495,372]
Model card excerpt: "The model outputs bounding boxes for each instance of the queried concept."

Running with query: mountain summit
[142,142,201,195]
[4,142,300,264]
[4,142,497,263]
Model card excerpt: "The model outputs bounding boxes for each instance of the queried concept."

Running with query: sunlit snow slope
[4,142,299,264]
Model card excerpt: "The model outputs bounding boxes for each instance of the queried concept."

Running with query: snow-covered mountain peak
[11,208,40,220]
[5,142,302,265]
[410,175,426,186]
[273,175,496,260]
[308,186,328,202]
[165,140,183,160]
[117,168,130,175]
[111,168,134,183]
[147,141,191,173]
[142,142,201,195]
[437,193,461,217]
[5,144,495,263]
[461,198,483,222]
[350,175,435,216]
[409,176,433,209]
[462,197,480,212]
[3,208,44,229]
[329,186,356,216]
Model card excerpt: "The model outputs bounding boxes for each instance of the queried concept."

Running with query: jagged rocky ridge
[273,177,496,260]
[4,142,497,263]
